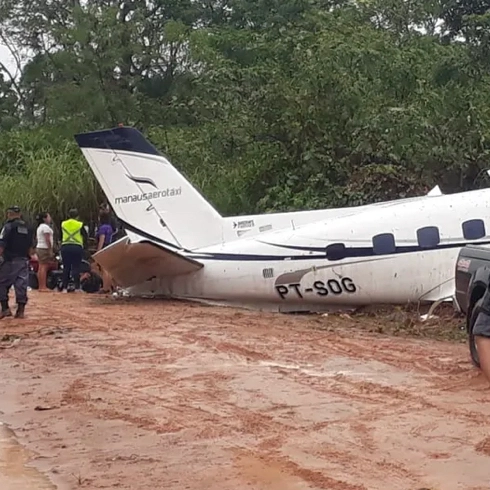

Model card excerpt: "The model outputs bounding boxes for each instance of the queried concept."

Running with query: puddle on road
[0,423,55,490]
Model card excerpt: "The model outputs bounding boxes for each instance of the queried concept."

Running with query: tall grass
[0,124,266,230]
[0,143,102,225]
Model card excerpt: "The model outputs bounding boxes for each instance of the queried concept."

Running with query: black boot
[0,309,12,319]
[0,300,11,319]
[15,303,25,319]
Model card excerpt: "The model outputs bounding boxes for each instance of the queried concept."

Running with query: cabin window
[326,243,346,261]
[372,233,396,255]
[462,219,486,240]
[416,226,440,249]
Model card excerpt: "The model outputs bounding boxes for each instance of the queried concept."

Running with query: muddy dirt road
[0,293,489,490]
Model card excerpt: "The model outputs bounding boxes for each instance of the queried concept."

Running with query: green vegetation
[1,0,490,220]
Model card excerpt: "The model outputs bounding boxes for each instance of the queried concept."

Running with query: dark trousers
[0,258,29,306]
[61,244,83,290]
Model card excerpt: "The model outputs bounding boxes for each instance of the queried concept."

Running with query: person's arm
[28,226,35,258]
[81,225,89,249]
[0,224,12,258]
[97,234,105,252]
[44,234,52,249]
[44,227,53,249]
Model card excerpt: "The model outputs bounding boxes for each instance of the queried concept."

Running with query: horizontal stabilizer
[94,237,203,288]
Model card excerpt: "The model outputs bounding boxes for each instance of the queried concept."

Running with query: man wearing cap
[0,206,34,319]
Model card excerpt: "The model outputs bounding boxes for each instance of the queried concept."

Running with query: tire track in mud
[234,449,369,490]
[38,325,419,487]
[46,327,434,488]
[0,293,488,490]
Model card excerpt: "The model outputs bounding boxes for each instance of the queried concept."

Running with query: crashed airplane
[75,126,482,312]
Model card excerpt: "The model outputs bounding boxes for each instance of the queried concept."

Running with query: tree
[1,0,490,218]
[440,0,490,39]
[1,0,203,129]
[0,73,19,130]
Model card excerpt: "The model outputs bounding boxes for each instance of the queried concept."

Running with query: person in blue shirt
[95,214,114,293]
[96,214,114,250]
[98,203,120,242]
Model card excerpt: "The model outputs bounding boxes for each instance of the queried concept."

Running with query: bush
[0,128,102,224]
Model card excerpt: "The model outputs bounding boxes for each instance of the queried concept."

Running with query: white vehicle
[74,126,486,313]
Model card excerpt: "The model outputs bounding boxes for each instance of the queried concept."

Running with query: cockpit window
[326,243,346,260]
[462,219,486,240]
[416,226,440,248]
[372,233,396,255]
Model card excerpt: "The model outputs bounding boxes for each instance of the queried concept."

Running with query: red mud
[0,292,488,489]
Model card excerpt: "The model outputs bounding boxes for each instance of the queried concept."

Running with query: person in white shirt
[35,212,54,291]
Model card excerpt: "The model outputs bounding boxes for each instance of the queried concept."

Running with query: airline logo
[114,174,182,204]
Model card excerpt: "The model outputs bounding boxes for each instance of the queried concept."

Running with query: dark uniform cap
[6,206,21,213]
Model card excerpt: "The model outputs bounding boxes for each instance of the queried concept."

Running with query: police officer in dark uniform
[0,206,34,319]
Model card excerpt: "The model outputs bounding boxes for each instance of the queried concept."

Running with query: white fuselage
[126,187,490,311]
[218,194,431,242]
[75,126,482,312]
[129,250,457,312]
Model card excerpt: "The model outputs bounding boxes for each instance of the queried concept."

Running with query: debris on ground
[34,405,58,411]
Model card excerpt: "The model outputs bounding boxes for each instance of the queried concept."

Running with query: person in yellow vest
[60,208,88,293]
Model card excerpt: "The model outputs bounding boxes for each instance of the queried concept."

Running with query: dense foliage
[1,0,490,221]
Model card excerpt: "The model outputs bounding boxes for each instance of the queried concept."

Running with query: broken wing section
[94,236,203,288]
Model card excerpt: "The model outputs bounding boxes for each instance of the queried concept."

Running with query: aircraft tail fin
[74,126,223,251]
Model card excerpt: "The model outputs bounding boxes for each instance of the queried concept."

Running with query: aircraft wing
[93,236,203,288]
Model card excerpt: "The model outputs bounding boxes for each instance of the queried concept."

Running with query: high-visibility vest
[61,219,83,246]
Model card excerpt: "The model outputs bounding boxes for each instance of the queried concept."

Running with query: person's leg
[0,262,13,318]
[37,249,50,291]
[476,337,490,382]
[38,263,47,290]
[12,259,28,318]
[60,246,73,291]
[38,250,48,291]
[71,246,83,290]
[473,311,490,382]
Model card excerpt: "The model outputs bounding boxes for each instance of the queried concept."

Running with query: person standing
[96,214,114,250]
[35,212,54,291]
[60,208,88,292]
[99,202,120,242]
[95,214,114,293]
[0,206,34,319]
